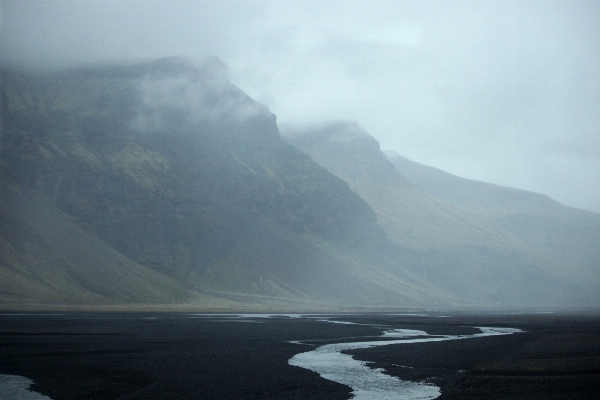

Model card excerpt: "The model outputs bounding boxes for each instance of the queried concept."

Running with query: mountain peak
[130,57,276,142]
[282,120,375,147]
[281,121,411,186]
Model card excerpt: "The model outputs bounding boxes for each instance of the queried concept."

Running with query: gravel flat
[0,312,598,399]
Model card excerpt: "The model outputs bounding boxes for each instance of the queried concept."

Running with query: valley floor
[0,312,598,399]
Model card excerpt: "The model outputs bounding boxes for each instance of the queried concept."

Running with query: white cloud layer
[1,0,599,212]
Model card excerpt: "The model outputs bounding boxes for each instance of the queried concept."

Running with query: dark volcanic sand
[0,312,599,399]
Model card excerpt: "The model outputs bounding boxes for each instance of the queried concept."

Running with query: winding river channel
[289,323,523,400]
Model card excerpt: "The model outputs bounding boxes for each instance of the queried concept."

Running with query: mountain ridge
[282,121,598,307]
[1,58,597,310]
[1,58,443,309]
[385,150,600,291]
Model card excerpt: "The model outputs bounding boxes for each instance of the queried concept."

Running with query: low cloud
[2,1,599,212]
[130,58,270,133]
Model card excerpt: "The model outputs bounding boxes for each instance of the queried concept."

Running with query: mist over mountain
[385,151,600,297]
[282,122,599,307]
[1,58,597,310]
[1,58,440,309]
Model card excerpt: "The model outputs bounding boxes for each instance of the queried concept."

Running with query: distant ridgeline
[282,122,600,308]
[1,57,598,309]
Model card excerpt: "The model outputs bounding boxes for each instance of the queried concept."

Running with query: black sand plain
[0,312,599,399]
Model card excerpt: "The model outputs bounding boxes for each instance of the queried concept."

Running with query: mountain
[0,183,195,306]
[385,151,600,294]
[0,58,439,309]
[2,58,596,310]
[282,121,598,307]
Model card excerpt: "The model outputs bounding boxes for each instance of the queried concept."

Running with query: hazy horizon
[2,0,599,213]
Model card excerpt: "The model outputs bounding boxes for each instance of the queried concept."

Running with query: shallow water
[289,324,523,400]
[0,374,52,400]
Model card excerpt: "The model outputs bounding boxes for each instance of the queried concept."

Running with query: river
[289,321,523,399]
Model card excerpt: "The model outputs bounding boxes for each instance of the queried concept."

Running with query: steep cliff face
[283,122,597,306]
[0,58,436,308]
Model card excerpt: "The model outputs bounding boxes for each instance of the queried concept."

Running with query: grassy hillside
[0,182,197,306]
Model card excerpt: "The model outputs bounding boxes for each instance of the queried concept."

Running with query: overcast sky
[2,0,599,212]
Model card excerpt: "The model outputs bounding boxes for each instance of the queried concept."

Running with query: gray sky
[2,0,599,212]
